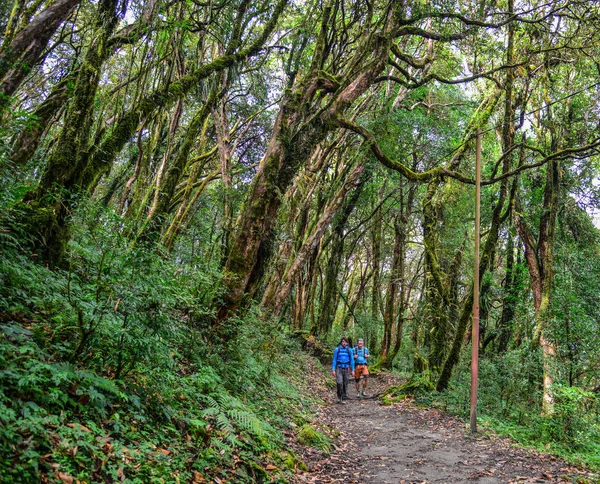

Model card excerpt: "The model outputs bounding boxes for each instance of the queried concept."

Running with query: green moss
[16,196,71,266]
[243,460,268,480]
[381,370,435,405]
[292,415,309,426]
[281,451,308,472]
[316,70,341,89]
[297,424,331,451]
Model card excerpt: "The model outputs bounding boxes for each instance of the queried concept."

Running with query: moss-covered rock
[281,451,308,472]
[381,370,435,405]
[297,424,331,451]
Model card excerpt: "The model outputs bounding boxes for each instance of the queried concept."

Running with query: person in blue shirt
[353,338,370,397]
[331,337,355,404]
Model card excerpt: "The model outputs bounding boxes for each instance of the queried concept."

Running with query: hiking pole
[470,129,481,434]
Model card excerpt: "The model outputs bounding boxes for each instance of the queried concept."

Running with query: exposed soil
[290,372,597,484]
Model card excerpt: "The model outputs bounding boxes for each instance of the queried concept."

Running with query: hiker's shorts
[355,364,369,380]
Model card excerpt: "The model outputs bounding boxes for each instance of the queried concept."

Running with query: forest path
[291,373,594,484]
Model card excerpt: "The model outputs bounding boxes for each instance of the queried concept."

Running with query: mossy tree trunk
[137,90,218,241]
[261,144,332,313]
[161,119,215,250]
[144,98,184,225]
[513,154,560,413]
[377,179,416,369]
[313,171,365,336]
[0,0,81,113]
[421,180,450,370]
[379,211,405,365]
[216,9,397,328]
[369,184,385,351]
[340,262,370,331]
[10,75,71,165]
[22,0,120,264]
[212,94,235,261]
[497,229,518,353]
[124,114,168,218]
[264,162,366,317]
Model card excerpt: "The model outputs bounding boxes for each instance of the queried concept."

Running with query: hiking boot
[339,398,346,404]
[356,392,361,398]
[361,390,368,397]
[337,398,343,404]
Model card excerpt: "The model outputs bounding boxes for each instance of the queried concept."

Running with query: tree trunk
[383,181,417,367]
[379,211,404,367]
[340,263,370,331]
[369,186,384,352]
[314,172,365,336]
[216,22,394,328]
[138,90,218,240]
[0,0,81,112]
[10,75,70,165]
[497,230,517,353]
[161,121,215,250]
[422,180,449,370]
[513,157,560,413]
[264,162,366,317]
[22,0,120,264]
[212,98,234,261]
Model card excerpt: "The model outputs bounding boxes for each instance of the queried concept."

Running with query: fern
[228,410,264,438]
[214,392,242,410]
[210,437,233,453]
[202,394,223,412]
[215,413,234,435]
[201,406,219,418]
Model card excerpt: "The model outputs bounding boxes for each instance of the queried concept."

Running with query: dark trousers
[335,366,350,399]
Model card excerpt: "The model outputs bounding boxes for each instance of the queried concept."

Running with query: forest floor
[288,365,598,484]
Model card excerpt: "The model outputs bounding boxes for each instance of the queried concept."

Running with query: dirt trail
[291,374,596,484]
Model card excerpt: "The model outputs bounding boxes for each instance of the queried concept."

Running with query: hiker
[331,337,355,404]
[354,338,370,397]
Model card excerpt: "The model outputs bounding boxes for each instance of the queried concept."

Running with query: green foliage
[0,200,319,482]
[550,244,600,390]
[281,451,308,472]
[430,348,600,470]
[545,385,599,448]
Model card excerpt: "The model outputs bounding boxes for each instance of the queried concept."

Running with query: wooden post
[470,129,481,433]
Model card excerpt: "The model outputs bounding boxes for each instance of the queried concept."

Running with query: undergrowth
[0,201,315,483]
[406,349,600,471]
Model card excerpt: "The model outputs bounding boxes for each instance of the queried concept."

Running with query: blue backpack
[354,346,368,365]
[335,345,352,367]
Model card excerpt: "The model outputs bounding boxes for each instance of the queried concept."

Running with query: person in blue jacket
[332,337,355,404]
